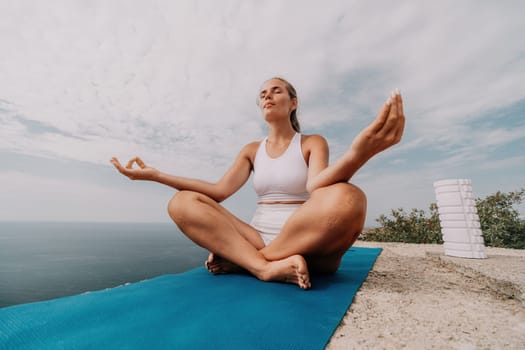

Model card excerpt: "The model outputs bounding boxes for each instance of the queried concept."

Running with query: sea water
[0,221,208,308]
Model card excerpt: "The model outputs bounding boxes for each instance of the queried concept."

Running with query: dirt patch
[327,243,525,350]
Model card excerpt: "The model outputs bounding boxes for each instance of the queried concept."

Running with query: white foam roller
[434,185,461,194]
[442,228,484,239]
[442,234,484,245]
[460,184,473,193]
[442,234,485,244]
[439,213,479,221]
[434,179,486,259]
[437,198,476,207]
[444,242,486,252]
[441,230,471,242]
[437,206,478,215]
[434,184,473,194]
[435,192,474,202]
[440,220,480,229]
[470,228,483,236]
[444,249,486,259]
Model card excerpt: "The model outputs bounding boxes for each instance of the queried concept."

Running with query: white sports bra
[252,133,310,202]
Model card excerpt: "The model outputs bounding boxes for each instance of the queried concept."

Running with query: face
[258,79,297,122]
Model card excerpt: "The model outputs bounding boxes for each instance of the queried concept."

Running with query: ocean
[0,221,208,308]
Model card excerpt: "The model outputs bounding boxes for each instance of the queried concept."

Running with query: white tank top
[253,133,310,202]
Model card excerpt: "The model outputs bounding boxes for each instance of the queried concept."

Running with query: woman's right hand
[349,90,405,164]
[110,156,160,181]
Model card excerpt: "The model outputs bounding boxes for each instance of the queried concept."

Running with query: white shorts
[250,203,302,246]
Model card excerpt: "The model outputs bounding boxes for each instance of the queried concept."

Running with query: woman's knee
[312,183,367,241]
[167,190,201,223]
[315,183,367,217]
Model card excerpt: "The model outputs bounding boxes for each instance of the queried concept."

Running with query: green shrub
[362,188,525,249]
[362,203,442,244]
[476,189,525,249]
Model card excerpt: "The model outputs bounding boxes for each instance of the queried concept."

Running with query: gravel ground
[326,242,525,350]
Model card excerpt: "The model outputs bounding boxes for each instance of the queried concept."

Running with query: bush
[362,189,525,249]
[362,203,442,244]
[476,189,525,249]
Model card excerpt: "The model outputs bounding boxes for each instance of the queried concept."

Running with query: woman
[111,77,405,290]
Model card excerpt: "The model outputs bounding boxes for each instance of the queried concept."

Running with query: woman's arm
[306,91,405,193]
[110,142,258,202]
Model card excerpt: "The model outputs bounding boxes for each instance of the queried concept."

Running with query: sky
[1,0,524,226]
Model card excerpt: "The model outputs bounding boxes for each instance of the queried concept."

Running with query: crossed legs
[167,183,366,289]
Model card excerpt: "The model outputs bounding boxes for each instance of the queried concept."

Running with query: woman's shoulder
[243,140,262,151]
[239,140,262,160]
[301,133,328,149]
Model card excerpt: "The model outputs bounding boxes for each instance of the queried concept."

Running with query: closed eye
[259,86,282,99]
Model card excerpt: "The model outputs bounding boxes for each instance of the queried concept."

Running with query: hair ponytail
[290,109,301,133]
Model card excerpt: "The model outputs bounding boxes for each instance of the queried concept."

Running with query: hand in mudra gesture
[110,156,160,181]
[351,90,405,162]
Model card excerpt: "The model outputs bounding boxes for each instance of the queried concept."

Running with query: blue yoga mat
[0,247,381,350]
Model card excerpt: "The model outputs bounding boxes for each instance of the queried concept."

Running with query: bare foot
[205,252,243,275]
[261,255,311,290]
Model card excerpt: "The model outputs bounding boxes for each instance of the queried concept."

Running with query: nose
[259,93,272,107]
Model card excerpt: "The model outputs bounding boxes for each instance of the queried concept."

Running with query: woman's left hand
[110,156,160,181]
[350,90,405,163]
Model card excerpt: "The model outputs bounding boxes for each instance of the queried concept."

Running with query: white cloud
[1,1,524,224]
